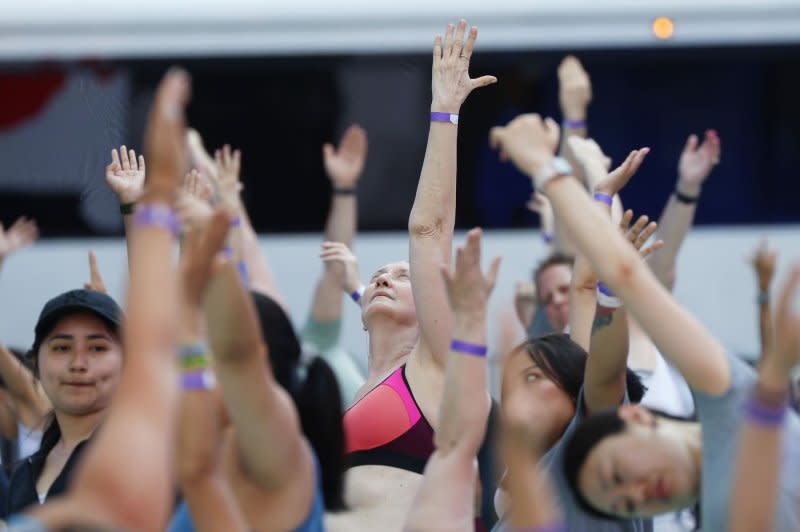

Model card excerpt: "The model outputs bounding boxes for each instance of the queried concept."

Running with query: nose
[552,290,568,305]
[68,349,89,372]
[375,273,392,288]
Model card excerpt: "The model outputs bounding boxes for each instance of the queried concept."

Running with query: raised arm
[490,114,731,395]
[558,55,591,147]
[648,130,721,289]
[751,240,777,365]
[566,141,660,411]
[309,125,367,323]
[730,265,800,532]
[203,258,311,493]
[409,20,496,365]
[175,211,248,532]
[35,69,192,531]
[105,146,145,269]
[0,217,38,274]
[404,229,499,531]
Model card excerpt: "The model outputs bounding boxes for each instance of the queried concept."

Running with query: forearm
[730,375,786,532]
[506,441,561,529]
[182,476,248,532]
[551,211,577,256]
[325,194,357,247]
[758,296,774,365]
[122,214,135,272]
[542,176,728,394]
[408,121,457,246]
[584,307,629,411]
[648,193,697,289]
[238,211,286,308]
[0,345,39,407]
[434,314,490,456]
[568,252,598,352]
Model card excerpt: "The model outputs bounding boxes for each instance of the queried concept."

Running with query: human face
[501,348,575,449]
[37,313,122,417]
[578,405,700,518]
[536,264,571,332]
[362,261,417,328]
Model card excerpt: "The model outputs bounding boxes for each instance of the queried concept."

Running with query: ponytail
[294,357,346,511]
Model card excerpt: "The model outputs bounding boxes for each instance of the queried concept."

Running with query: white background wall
[1,226,797,376]
[3,0,800,59]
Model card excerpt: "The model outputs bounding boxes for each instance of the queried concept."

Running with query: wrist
[431,100,460,115]
[760,361,790,393]
[676,180,702,198]
[454,309,487,328]
[562,107,587,123]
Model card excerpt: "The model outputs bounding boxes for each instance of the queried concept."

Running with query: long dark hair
[251,292,346,511]
[521,333,647,404]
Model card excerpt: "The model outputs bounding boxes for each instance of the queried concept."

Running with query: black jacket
[3,422,91,517]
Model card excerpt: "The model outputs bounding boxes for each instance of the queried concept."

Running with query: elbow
[408,212,445,240]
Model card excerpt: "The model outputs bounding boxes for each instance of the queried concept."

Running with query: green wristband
[120,202,136,216]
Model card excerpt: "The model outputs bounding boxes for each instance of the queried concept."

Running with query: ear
[617,403,655,427]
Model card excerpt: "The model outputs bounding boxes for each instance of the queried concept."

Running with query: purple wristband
[450,339,487,357]
[230,216,242,227]
[350,287,364,303]
[563,118,586,129]
[237,260,249,287]
[597,282,615,298]
[430,112,459,125]
[593,192,613,206]
[222,246,234,259]
[133,204,180,236]
[515,525,568,532]
[744,395,787,427]
[181,369,216,391]
[542,232,553,244]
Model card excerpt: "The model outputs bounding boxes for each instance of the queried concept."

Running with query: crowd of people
[0,18,798,532]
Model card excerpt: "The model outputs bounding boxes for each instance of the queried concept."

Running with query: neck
[53,409,106,450]
[366,318,418,382]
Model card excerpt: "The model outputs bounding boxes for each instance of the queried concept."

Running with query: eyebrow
[371,267,389,279]
[49,333,113,342]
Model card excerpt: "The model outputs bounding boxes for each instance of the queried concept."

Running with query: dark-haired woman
[492,202,660,532]
[5,289,123,516]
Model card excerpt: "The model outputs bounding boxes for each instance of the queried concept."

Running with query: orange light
[652,17,675,40]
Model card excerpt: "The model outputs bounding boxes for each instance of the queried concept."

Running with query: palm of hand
[324,152,363,188]
[0,230,27,257]
[679,150,713,185]
[106,164,145,203]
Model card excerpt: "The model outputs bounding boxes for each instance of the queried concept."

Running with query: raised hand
[213,144,243,211]
[592,147,650,196]
[176,169,215,230]
[319,241,363,295]
[566,136,610,189]
[106,146,146,204]
[83,250,108,294]
[762,266,800,389]
[558,56,592,121]
[441,228,501,317]
[431,20,497,113]
[751,239,778,292]
[186,128,218,182]
[143,67,192,202]
[526,192,554,236]
[489,114,560,187]
[323,125,368,189]
[180,209,232,308]
[619,210,663,259]
[678,130,721,196]
[0,217,38,261]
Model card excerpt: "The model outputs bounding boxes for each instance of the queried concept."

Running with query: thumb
[322,143,335,159]
[487,256,502,288]
[683,134,698,154]
[472,75,498,88]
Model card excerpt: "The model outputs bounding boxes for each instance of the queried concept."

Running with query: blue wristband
[593,192,613,206]
[430,112,459,125]
[450,339,487,357]
[133,204,180,237]
[563,118,586,129]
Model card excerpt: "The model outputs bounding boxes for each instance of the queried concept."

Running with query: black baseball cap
[33,289,123,352]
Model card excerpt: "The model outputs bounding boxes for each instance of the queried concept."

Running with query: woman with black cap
[4,287,123,516]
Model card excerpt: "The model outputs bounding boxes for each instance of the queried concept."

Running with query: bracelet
[593,192,613,206]
[563,118,587,129]
[179,343,211,371]
[181,369,216,391]
[430,112,459,125]
[237,260,249,288]
[674,188,699,204]
[222,246,234,259]
[333,187,356,195]
[133,204,180,237]
[757,290,770,305]
[450,339,487,357]
[743,394,787,427]
[597,282,622,309]
[230,216,242,227]
[542,232,553,244]
[350,286,365,303]
[120,202,135,216]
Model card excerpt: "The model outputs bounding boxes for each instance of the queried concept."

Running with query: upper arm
[614,258,730,395]
[409,229,454,366]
